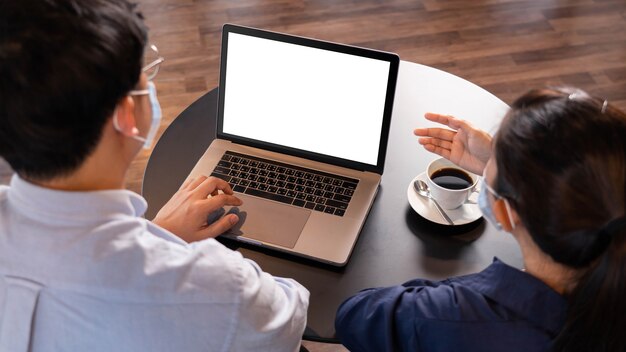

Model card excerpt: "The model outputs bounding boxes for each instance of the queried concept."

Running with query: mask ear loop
[493,198,517,232]
[112,107,145,142]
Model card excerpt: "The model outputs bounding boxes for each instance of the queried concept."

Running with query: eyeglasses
[482,169,505,201]
[143,44,165,81]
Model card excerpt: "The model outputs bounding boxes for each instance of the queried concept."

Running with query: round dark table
[143,61,523,342]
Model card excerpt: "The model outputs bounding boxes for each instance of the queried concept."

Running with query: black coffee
[430,168,473,190]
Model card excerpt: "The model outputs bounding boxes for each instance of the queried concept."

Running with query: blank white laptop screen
[222,32,391,166]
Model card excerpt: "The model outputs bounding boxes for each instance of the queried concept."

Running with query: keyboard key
[315,182,325,189]
[259,170,268,176]
[214,166,230,175]
[230,157,240,163]
[324,191,334,198]
[285,169,295,176]
[314,189,324,197]
[231,164,241,170]
[314,204,325,212]
[313,175,323,182]
[249,161,258,167]
[277,188,287,195]
[325,199,348,210]
[268,172,278,179]
[257,184,268,191]
[286,183,295,190]
[296,192,306,200]
[343,181,358,190]
[345,189,354,197]
[332,179,343,186]
[249,181,259,189]
[276,181,286,188]
[305,187,315,194]
[248,175,258,182]
[240,166,250,172]
[324,207,335,214]
[295,171,305,178]
[287,190,297,198]
[277,174,287,181]
[211,172,231,182]
[257,163,267,170]
[303,173,313,180]
[323,177,332,184]
[293,199,306,207]
[217,160,232,168]
[334,187,344,195]
[267,179,277,186]
[249,168,258,175]
[333,194,351,203]
[324,184,334,192]
[240,159,249,165]
[239,172,249,180]
[295,185,305,192]
[277,167,286,173]
[287,176,297,183]
[245,188,294,205]
[334,209,345,216]
[305,180,315,187]
[305,202,315,209]
[233,185,246,193]
[306,195,316,202]
[222,155,232,161]
[295,178,305,185]
[257,176,267,184]
[267,165,277,171]
[239,180,249,187]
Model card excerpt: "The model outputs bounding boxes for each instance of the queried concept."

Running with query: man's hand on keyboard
[153,175,243,242]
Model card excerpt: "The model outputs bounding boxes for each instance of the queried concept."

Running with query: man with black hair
[0,1,308,351]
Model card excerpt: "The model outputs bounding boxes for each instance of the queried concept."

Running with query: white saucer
[407,172,483,226]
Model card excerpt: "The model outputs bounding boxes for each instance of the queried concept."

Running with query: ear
[113,96,139,137]
[493,199,519,232]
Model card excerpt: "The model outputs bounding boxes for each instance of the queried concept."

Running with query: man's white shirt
[0,175,309,352]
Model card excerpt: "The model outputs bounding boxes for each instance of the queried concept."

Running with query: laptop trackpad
[223,194,311,249]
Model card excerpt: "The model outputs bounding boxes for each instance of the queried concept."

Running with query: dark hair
[494,87,626,351]
[0,0,147,180]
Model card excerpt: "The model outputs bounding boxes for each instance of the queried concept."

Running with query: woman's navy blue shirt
[335,258,567,352]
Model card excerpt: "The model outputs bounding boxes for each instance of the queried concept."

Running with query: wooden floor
[128,1,626,350]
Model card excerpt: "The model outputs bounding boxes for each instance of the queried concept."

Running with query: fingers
[184,175,208,190]
[413,127,456,141]
[418,137,453,150]
[190,176,234,197]
[423,112,470,131]
[200,213,240,239]
[198,193,243,213]
[423,143,452,159]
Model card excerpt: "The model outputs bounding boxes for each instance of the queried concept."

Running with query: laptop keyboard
[210,151,358,217]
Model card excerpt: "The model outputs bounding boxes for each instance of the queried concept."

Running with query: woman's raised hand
[414,113,493,175]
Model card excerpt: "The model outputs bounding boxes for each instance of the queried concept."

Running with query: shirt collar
[464,257,567,336]
[7,174,148,225]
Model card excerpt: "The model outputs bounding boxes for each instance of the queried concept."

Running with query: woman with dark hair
[335,87,626,352]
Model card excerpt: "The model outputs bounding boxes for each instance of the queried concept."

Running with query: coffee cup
[426,158,479,210]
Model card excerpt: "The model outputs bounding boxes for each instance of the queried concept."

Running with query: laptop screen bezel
[217,24,399,175]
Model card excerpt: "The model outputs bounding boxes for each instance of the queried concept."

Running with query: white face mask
[114,81,162,149]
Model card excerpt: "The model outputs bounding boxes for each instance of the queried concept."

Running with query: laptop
[185,24,399,266]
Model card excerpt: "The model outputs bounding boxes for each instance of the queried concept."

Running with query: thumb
[201,213,240,239]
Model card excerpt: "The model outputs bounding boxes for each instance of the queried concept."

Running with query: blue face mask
[478,178,503,231]
[115,81,162,149]
[141,81,162,149]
